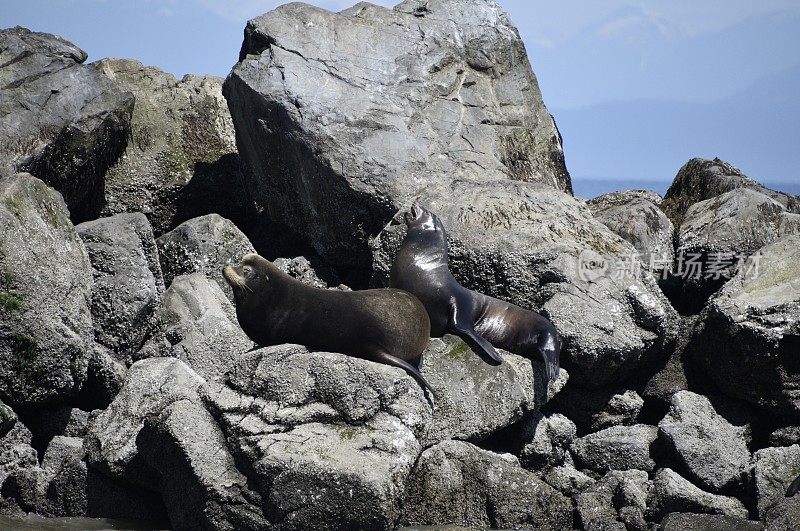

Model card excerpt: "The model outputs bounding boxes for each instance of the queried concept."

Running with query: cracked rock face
[224,0,571,270]
[0,27,133,222]
[647,468,748,521]
[576,469,651,531]
[571,424,658,474]
[687,235,800,417]
[751,445,800,518]
[0,174,93,406]
[94,59,254,236]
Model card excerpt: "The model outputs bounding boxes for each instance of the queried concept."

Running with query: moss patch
[11,333,41,382]
[444,340,470,361]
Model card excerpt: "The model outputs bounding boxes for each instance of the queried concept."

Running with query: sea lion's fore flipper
[787,474,800,497]
[537,328,561,382]
[450,301,503,365]
[374,351,435,398]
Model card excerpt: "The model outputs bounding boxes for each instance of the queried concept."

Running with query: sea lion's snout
[222,265,239,286]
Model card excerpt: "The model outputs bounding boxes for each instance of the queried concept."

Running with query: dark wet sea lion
[223,253,434,394]
[390,204,561,381]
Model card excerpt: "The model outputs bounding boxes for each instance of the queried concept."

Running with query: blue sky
[2,0,798,197]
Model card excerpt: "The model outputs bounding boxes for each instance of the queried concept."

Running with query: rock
[0,401,15,438]
[764,495,800,531]
[20,407,91,455]
[588,189,674,271]
[76,213,164,365]
[417,335,563,446]
[155,213,255,299]
[136,273,254,382]
[576,469,651,531]
[82,344,127,408]
[401,440,572,530]
[658,391,752,492]
[751,445,800,518]
[272,256,344,289]
[686,235,800,417]
[225,0,572,270]
[668,188,800,313]
[519,412,576,469]
[38,436,87,517]
[0,422,38,487]
[770,426,800,447]
[543,465,596,497]
[662,158,800,227]
[647,468,748,521]
[571,424,658,473]
[660,512,764,531]
[0,174,93,406]
[0,27,133,222]
[549,386,643,432]
[93,59,254,236]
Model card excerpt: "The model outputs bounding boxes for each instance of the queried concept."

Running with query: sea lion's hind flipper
[450,303,503,365]
[375,351,436,400]
[537,328,561,382]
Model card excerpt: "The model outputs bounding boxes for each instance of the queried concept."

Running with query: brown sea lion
[223,253,434,394]
[390,204,561,381]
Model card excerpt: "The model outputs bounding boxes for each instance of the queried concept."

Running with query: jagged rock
[660,512,764,531]
[225,0,572,270]
[770,426,800,447]
[658,391,751,492]
[588,189,674,271]
[571,424,657,473]
[0,422,37,488]
[519,412,576,469]
[417,335,564,446]
[662,158,800,227]
[751,445,800,518]
[668,188,800,313]
[576,469,650,531]
[0,401,14,438]
[136,273,254,382]
[401,440,572,530]
[543,465,596,497]
[0,174,92,406]
[549,386,644,432]
[93,59,253,235]
[21,406,91,455]
[82,344,127,408]
[38,436,87,517]
[687,235,800,417]
[272,256,345,289]
[76,213,164,365]
[764,495,800,531]
[156,213,255,299]
[0,27,133,222]
[647,468,748,521]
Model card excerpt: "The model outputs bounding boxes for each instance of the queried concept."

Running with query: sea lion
[223,253,434,394]
[787,473,800,497]
[390,204,561,381]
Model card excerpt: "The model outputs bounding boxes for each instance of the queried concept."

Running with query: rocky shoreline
[1,1,799,530]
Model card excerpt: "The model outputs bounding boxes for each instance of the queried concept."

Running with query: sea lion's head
[223,253,274,306]
[404,202,443,233]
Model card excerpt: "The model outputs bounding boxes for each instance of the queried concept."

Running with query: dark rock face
[751,445,800,518]
[0,27,133,222]
[576,469,650,531]
[660,512,764,531]
[93,59,254,236]
[0,174,93,406]
[687,235,800,417]
[225,0,571,269]
[548,386,644,433]
[647,468,748,521]
[662,157,800,227]
[402,440,573,530]
[571,424,658,473]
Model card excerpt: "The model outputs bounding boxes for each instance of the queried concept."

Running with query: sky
[2,0,799,197]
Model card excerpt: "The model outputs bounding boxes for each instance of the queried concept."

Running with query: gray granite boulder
[155,213,255,300]
[136,273,254,382]
[543,465,595,497]
[764,495,800,531]
[770,426,800,447]
[549,386,644,432]
[751,445,800,518]
[401,440,572,530]
[571,424,658,473]
[94,59,253,235]
[687,235,800,416]
[76,213,164,365]
[576,469,651,531]
[0,174,93,406]
[662,157,800,227]
[647,468,748,521]
[660,512,763,531]
[225,0,572,269]
[519,412,577,470]
[0,27,133,222]
[0,422,38,489]
[588,189,674,271]
[658,391,751,492]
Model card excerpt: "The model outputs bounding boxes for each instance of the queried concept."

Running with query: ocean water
[571,178,800,200]
[0,515,169,530]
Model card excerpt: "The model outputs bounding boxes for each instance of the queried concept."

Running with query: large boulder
[668,188,800,312]
[764,495,800,531]
[575,469,651,531]
[571,424,658,473]
[647,467,748,521]
[658,391,752,492]
[0,27,133,222]
[660,512,764,531]
[401,440,572,530]
[751,445,800,518]
[548,386,644,433]
[0,174,93,406]
[224,0,572,270]
[136,273,254,382]
[93,59,254,235]
[519,412,577,470]
[686,235,800,417]
[662,158,800,227]
[76,213,164,365]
